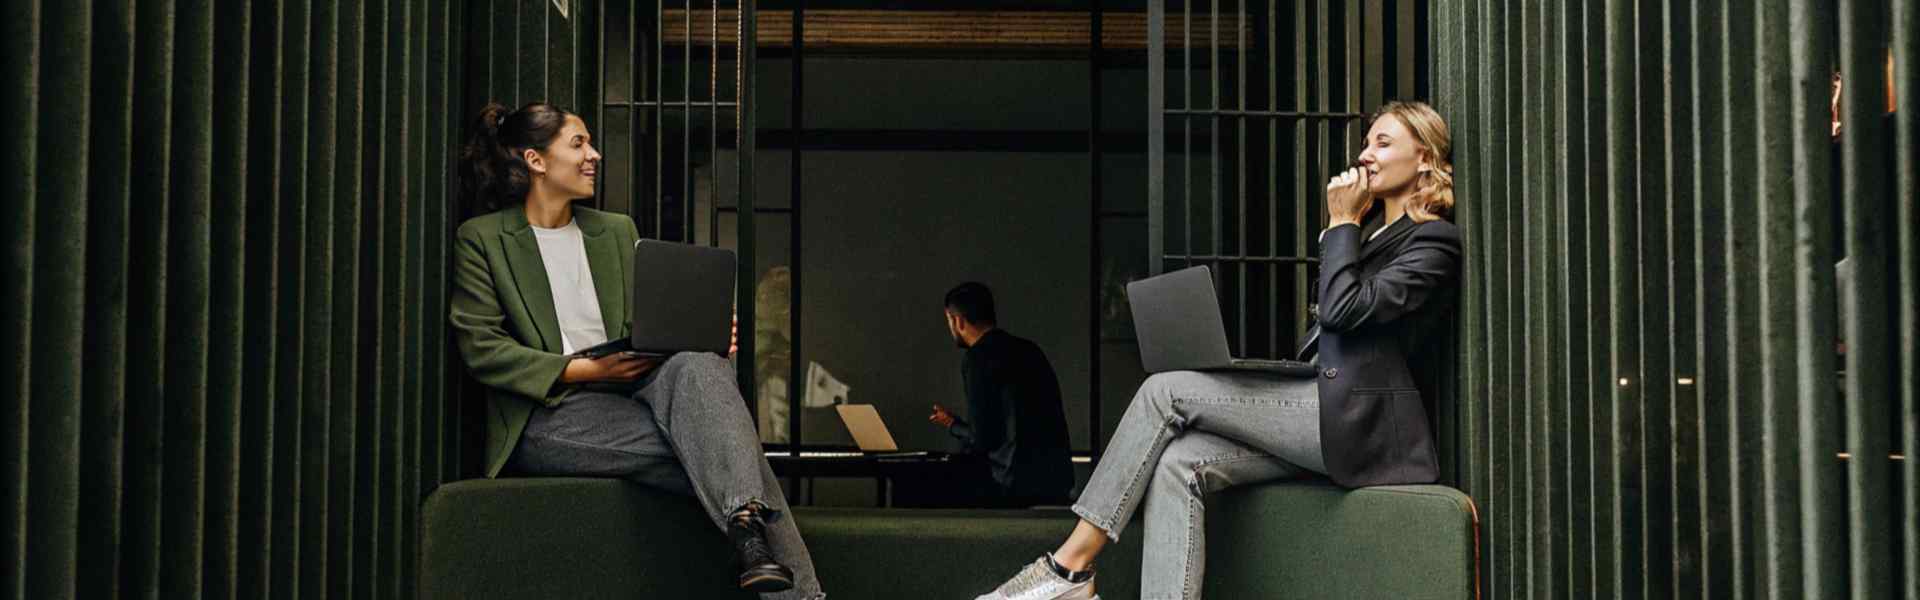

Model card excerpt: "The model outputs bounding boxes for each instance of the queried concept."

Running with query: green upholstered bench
[420,478,1476,599]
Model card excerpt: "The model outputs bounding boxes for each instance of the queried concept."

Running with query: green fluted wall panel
[1434,1,1917,598]
[160,0,213,595]
[80,0,134,597]
[28,0,88,597]
[7,1,475,598]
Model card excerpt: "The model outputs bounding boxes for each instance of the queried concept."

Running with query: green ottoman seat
[419,478,1476,599]
[419,478,757,599]
[1203,483,1478,599]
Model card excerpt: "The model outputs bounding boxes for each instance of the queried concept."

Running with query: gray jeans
[1072,370,1325,600]
[506,352,824,600]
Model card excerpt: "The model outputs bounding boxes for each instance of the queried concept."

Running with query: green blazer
[449,204,639,478]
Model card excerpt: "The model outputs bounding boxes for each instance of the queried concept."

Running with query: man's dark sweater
[948,329,1074,501]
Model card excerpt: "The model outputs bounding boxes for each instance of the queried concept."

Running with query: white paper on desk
[803,362,849,408]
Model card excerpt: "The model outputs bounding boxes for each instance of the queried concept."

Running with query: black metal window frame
[1146,0,1423,364]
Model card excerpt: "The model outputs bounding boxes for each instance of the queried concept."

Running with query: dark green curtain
[1433,0,1918,598]
[1,0,476,597]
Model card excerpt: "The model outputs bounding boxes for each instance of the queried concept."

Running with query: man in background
[929,282,1075,507]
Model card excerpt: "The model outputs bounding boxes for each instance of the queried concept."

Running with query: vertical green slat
[400,2,430,595]
[160,0,214,593]
[78,0,133,595]
[1600,1,1636,598]
[332,0,366,596]
[1456,0,1492,594]
[1754,0,1805,596]
[1522,1,1554,596]
[271,1,312,596]
[1895,2,1920,597]
[302,0,339,595]
[419,0,452,555]
[1605,0,1649,594]
[1786,3,1845,598]
[375,0,411,593]
[410,2,449,596]
[1636,0,1678,593]
[238,0,286,596]
[1537,2,1570,597]
[122,0,174,595]
[378,0,412,592]
[1561,2,1597,597]
[204,0,251,597]
[27,0,89,596]
[1720,2,1766,595]
[0,1,31,597]
[1689,0,1734,596]
[1484,1,1512,595]
[1839,0,1900,598]
[342,0,373,594]
[1665,0,1706,569]
[1585,1,1616,596]
[360,0,387,595]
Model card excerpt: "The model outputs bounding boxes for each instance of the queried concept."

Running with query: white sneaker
[975,556,1097,600]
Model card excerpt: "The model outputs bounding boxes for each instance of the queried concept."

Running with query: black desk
[766,451,980,507]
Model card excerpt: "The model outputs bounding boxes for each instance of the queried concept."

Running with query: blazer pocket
[1341,388,1399,464]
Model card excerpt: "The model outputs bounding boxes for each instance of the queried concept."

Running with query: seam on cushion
[1358,487,1474,510]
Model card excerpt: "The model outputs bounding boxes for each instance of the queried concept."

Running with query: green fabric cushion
[1205,484,1478,599]
[420,478,1475,599]
[419,478,756,599]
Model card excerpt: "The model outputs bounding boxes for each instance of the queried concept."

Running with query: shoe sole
[739,569,795,593]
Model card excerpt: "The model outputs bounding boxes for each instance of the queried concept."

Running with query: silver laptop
[1126,265,1318,377]
[834,404,930,458]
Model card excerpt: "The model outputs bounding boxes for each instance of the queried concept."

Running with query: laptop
[1126,265,1319,377]
[574,239,736,358]
[834,404,931,458]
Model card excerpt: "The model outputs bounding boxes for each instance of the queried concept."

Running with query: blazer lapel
[1357,215,1416,265]
[500,208,564,353]
[577,210,629,340]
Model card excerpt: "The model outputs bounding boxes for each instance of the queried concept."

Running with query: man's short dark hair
[944,282,997,325]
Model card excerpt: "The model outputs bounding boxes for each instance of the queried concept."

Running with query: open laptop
[574,239,736,358]
[834,404,931,458]
[1127,265,1319,377]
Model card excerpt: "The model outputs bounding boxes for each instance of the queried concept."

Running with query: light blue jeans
[1071,370,1325,600]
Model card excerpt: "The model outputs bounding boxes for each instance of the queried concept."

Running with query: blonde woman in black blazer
[974,101,1462,600]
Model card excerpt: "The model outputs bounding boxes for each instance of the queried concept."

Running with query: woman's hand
[730,315,739,358]
[1325,166,1372,227]
[561,353,660,383]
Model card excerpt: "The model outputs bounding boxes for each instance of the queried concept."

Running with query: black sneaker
[728,506,795,593]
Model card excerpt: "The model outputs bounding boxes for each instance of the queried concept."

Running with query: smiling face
[1355,113,1431,198]
[524,114,601,200]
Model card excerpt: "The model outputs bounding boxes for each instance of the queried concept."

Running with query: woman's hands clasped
[1325,166,1372,227]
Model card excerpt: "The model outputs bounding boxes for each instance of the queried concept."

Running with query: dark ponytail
[457,101,574,213]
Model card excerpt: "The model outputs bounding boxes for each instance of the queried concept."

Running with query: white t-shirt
[530,219,608,355]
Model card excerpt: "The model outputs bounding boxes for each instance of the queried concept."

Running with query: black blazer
[1310,215,1462,488]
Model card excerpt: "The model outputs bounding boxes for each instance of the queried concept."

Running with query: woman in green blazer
[448,102,822,598]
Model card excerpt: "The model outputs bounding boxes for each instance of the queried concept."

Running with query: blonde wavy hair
[1369,101,1454,223]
